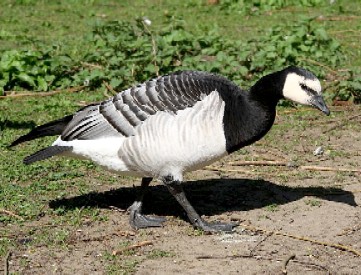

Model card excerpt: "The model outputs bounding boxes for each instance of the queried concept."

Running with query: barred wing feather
[61,71,217,141]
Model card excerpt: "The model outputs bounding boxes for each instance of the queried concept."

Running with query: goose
[11,66,330,232]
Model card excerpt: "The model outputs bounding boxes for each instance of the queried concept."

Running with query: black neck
[223,72,285,154]
[249,71,284,107]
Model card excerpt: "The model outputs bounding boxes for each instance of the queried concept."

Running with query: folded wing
[61,71,209,141]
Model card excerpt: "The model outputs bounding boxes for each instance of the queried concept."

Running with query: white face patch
[282,73,322,105]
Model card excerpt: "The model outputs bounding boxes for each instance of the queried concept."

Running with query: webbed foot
[128,201,166,229]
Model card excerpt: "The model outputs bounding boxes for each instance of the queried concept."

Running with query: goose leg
[128,177,166,229]
[163,176,237,232]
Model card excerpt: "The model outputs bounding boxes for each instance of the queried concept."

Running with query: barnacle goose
[11,66,330,232]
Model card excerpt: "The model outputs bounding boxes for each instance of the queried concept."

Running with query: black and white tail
[23,145,72,164]
[10,115,73,147]
[11,115,73,165]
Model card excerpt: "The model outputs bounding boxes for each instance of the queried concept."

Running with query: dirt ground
[3,105,361,274]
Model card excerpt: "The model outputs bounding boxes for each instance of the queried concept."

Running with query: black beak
[310,95,330,116]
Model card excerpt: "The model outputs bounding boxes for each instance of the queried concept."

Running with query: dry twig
[81,62,103,69]
[316,15,361,21]
[292,260,331,273]
[204,166,258,175]
[249,233,272,256]
[112,240,153,255]
[196,254,253,260]
[229,160,287,167]
[103,81,117,96]
[228,160,361,174]
[330,29,361,34]
[4,251,11,275]
[298,58,338,75]
[0,86,85,99]
[302,58,338,75]
[240,224,361,257]
[116,231,136,237]
[108,206,126,212]
[337,224,361,236]
[0,209,23,220]
[282,254,296,274]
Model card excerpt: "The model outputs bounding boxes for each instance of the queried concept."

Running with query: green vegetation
[0,0,360,99]
[220,0,326,14]
[0,17,344,94]
[1,0,361,273]
[103,250,140,275]
[147,249,176,259]
[265,203,280,212]
[305,199,322,207]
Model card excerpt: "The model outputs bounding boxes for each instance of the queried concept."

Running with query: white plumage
[53,90,226,179]
[120,90,226,179]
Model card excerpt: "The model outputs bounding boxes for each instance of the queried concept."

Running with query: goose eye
[300,83,317,95]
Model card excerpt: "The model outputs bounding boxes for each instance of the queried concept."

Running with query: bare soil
[3,106,361,274]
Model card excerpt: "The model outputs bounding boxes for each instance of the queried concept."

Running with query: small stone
[313,146,324,156]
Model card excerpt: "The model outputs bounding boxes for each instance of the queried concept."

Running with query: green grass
[146,249,176,259]
[1,0,361,273]
[265,203,280,212]
[1,0,360,67]
[305,199,322,207]
[1,0,360,96]
[1,1,360,60]
[103,251,140,275]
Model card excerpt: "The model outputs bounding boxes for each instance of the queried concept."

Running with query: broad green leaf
[37,77,48,91]
[314,28,329,41]
[18,73,36,87]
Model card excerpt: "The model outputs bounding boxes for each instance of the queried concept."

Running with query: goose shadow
[0,119,36,130]
[49,178,357,219]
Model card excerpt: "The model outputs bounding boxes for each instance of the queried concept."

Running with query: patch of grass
[147,249,176,259]
[333,171,355,183]
[103,251,140,275]
[53,228,71,246]
[0,237,14,257]
[24,227,72,249]
[265,203,280,212]
[274,173,290,183]
[305,199,322,207]
[117,259,140,274]
[326,149,351,159]
[257,214,271,220]
[186,228,205,236]
[51,207,108,226]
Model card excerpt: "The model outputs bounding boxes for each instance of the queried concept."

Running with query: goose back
[60,71,242,142]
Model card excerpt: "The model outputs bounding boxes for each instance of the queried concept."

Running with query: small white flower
[143,17,152,26]
[84,79,90,86]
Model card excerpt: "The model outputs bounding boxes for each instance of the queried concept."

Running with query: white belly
[120,90,227,178]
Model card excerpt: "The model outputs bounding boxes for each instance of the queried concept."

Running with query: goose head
[282,66,330,115]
